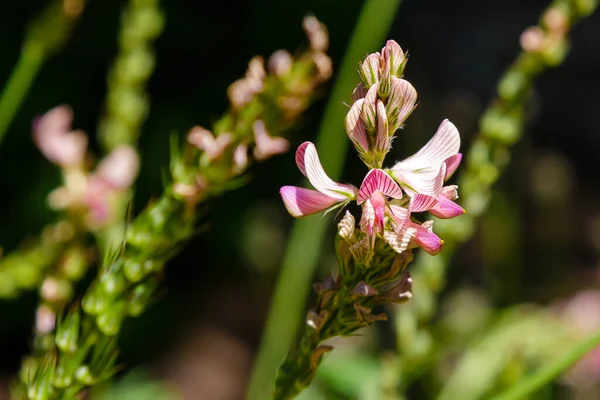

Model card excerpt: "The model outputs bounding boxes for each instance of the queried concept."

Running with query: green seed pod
[81,285,110,315]
[55,309,80,354]
[96,302,126,336]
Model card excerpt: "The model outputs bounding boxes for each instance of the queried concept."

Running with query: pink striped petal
[387,77,417,129]
[345,100,369,153]
[411,221,443,255]
[360,199,376,236]
[296,142,357,200]
[352,83,368,102]
[361,84,378,132]
[295,142,311,176]
[444,153,462,180]
[358,169,403,203]
[375,100,390,153]
[280,186,339,217]
[429,196,465,219]
[409,194,438,213]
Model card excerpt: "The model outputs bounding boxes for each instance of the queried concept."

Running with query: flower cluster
[174,16,332,205]
[34,105,139,229]
[280,40,464,257]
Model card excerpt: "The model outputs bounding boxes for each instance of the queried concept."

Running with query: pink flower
[280,142,358,217]
[390,119,461,196]
[253,120,289,161]
[357,169,403,237]
[33,105,88,168]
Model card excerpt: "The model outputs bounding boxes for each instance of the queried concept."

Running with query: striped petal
[391,120,460,194]
[358,169,403,203]
[409,194,439,212]
[392,162,446,197]
[345,100,369,153]
[444,153,462,180]
[383,225,416,254]
[295,142,358,200]
[280,186,340,217]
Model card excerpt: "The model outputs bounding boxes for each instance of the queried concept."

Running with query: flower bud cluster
[172,16,332,206]
[34,105,140,230]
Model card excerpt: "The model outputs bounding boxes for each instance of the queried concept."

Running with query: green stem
[246,1,402,399]
[490,329,600,400]
[0,43,44,145]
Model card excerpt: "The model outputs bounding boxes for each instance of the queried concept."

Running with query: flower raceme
[279,40,465,257]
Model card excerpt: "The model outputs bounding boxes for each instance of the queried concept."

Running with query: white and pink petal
[358,169,403,203]
[280,186,340,217]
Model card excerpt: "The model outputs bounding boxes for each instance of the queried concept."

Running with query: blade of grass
[246,1,402,399]
[490,329,600,400]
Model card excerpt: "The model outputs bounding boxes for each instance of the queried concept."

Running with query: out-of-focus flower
[252,120,289,161]
[33,105,87,168]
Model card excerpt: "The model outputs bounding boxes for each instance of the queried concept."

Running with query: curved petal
[392,162,446,197]
[384,226,416,254]
[345,100,369,153]
[280,186,340,217]
[360,199,376,236]
[444,153,462,180]
[391,119,460,183]
[298,142,357,200]
[429,196,465,219]
[411,221,442,255]
[358,169,403,203]
[409,193,438,213]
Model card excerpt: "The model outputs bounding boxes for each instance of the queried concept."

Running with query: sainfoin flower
[279,39,465,257]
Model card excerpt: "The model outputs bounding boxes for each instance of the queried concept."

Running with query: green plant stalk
[0,0,84,147]
[246,1,402,399]
[490,329,600,400]
[395,0,599,389]
[0,43,44,143]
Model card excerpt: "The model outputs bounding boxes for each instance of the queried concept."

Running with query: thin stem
[246,1,402,399]
[490,329,600,400]
[0,43,44,145]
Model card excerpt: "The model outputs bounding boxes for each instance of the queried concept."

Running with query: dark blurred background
[0,0,599,398]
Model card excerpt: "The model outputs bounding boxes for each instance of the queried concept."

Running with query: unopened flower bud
[352,281,379,297]
[232,143,248,173]
[313,52,332,81]
[360,53,381,87]
[253,120,289,161]
[96,301,126,335]
[127,279,159,317]
[313,275,337,293]
[345,99,369,155]
[361,84,378,132]
[520,26,545,52]
[441,185,459,200]
[375,100,390,154]
[268,50,293,76]
[378,274,413,303]
[382,40,406,77]
[306,310,329,331]
[74,365,94,385]
[247,56,266,81]
[41,277,72,302]
[351,83,367,102]
[228,77,263,109]
[82,285,109,315]
[55,308,80,353]
[302,16,329,52]
[354,304,387,323]
[100,271,127,296]
[338,211,355,240]
[35,305,56,334]
[386,77,417,131]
